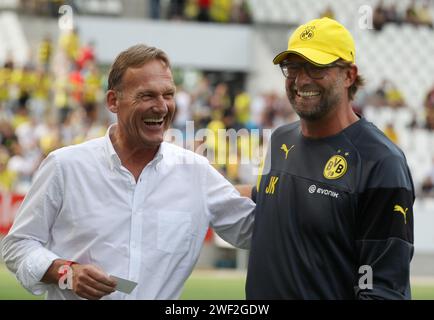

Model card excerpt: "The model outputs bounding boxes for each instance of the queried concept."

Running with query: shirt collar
[104,124,166,172]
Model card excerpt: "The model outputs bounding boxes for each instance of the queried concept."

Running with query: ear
[106,90,119,114]
[343,64,358,89]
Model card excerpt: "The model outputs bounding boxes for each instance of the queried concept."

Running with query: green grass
[180,272,248,300]
[0,264,433,300]
[0,264,43,300]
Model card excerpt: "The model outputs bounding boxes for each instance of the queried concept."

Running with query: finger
[82,276,116,294]
[78,292,97,301]
[87,267,117,287]
[77,283,108,300]
[74,284,100,300]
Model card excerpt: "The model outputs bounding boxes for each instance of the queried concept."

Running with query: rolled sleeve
[205,164,256,249]
[16,246,60,295]
[1,153,63,295]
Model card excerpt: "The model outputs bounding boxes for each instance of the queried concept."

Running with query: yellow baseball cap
[273,17,356,66]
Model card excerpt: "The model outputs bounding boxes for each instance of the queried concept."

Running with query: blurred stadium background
[0,0,433,299]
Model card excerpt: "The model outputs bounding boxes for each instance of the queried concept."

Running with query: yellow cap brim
[273,47,340,66]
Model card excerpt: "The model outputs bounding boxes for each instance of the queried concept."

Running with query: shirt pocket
[157,210,192,254]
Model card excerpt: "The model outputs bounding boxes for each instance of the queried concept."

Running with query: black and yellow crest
[323,155,347,179]
[300,26,315,41]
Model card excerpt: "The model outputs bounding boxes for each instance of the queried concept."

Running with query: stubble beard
[287,80,343,121]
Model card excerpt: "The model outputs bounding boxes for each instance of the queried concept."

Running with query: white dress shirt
[1,126,255,299]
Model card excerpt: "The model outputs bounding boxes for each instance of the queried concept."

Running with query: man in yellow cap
[246,18,414,299]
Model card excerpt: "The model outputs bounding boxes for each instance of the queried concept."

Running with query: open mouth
[295,90,321,98]
[143,117,164,127]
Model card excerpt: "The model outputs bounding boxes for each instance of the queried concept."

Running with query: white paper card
[110,275,138,294]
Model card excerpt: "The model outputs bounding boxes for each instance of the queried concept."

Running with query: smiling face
[108,59,176,149]
[284,55,347,121]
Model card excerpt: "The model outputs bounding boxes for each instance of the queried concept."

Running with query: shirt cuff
[16,247,60,295]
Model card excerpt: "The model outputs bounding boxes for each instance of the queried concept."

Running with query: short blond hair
[108,44,171,91]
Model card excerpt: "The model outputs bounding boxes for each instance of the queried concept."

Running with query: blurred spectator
[173,85,192,132]
[425,84,434,109]
[7,141,42,194]
[29,69,51,121]
[0,62,13,111]
[425,108,434,130]
[184,0,199,20]
[371,79,388,105]
[210,0,232,23]
[385,81,406,108]
[384,4,402,25]
[10,64,35,112]
[157,0,254,24]
[234,90,250,126]
[206,115,226,164]
[261,92,279,129]
[222,107,243,131]
[421,158,434,195]
[53,76,72,124]
[150,0,161,19]
[168,0,186,20]
[0,147,16,192]
[371,0,433,30]
[231,0,252,24]
[68,65,84,108]
[76,41,96,70]
[59,28,81,65]
[320,5,335,19]
[82,62,102,123]
[38,35,53,72]
[406,0,420,26]
[20,0,56,16]
[416,0,433,28]
[250,94,266,128]
[198,0,211,22]
[371,79,406,108]
[12,104,30,130]
[425,84,434,130]
[209,82,231,120]
[373,0,387,31]
[0,121,18,151]
[383,122,399,145]
[408,112,419,130]
[48,0,66,18]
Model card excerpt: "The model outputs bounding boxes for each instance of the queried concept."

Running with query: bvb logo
[323,155,347,179]
[300,26,315,41]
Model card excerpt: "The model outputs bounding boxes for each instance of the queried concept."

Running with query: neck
[300,103,359,139]
[110,125,159,178]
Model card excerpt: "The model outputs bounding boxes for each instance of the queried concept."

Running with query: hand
[70,264,117,300]
[235,184,254,198]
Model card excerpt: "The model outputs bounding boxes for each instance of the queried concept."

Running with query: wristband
[58,260,77,280]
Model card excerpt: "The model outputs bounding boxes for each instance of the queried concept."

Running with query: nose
[152,95,168,114]
[294,66,311,87]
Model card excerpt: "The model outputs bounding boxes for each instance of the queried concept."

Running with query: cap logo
[300,26,315,41]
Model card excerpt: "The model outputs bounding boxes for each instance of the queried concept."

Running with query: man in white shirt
[1,44,255,300]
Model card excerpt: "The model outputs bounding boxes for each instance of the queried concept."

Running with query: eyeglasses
[279,61,348,80]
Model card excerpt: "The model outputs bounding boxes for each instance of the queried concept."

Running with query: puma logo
[394,205,408,224]
[280,144,294,159]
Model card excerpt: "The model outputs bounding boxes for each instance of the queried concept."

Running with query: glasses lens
[306,64,328,79]
[280,62,341,79]
[281,64,301,79]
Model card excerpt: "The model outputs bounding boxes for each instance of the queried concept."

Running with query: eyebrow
[135,88,175,97]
